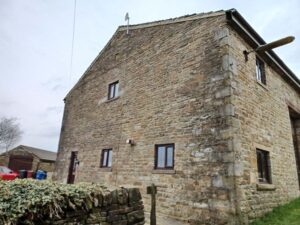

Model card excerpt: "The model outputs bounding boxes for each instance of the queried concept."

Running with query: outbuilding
[0,145,57,174]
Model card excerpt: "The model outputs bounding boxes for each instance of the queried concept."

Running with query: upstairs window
[155,144,174,169]
[101,149,112,168]
[108,81,119,100]
[256,149,271,183]
[256,57,266,85]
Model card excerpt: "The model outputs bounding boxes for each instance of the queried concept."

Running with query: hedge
[0,179,108,225]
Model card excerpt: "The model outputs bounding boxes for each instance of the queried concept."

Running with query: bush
[0,179,107,225]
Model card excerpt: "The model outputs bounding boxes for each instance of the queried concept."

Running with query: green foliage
[251,198,300,225]
[0,179,107,225]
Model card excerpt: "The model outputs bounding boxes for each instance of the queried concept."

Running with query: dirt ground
[144,212,189,225]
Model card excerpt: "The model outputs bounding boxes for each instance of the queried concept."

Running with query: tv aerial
[125,12,130,34]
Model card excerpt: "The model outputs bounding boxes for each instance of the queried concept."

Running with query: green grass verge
[251,198,300,225]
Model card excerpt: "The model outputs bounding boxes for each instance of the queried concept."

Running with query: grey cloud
[41,77,64,87]
[46,106,63,113]
[0,100,15,107]
[52,84,66,92]
[40,128,60,138]
[37,106,63,119]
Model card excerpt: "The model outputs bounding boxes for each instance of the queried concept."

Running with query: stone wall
[54,14,239,225]
[0,154,8,166]
[39,160,55,172]
[1,182,144,225]
[53,11,300,225]
[226,24,300,223]
[42,188,144,225]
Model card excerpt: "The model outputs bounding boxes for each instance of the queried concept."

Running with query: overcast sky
[0,0,299,152]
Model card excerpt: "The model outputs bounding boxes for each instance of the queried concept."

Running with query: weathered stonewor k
[53,8,300,225]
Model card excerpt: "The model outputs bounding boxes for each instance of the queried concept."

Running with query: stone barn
[54,9,300,225]
[0,145,57,174]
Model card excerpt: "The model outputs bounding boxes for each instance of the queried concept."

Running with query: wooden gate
[8,155,33,171]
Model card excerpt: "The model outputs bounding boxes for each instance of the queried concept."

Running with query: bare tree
[0,117,22,152]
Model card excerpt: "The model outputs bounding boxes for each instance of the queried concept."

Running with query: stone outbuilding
[54,9,300,225]
[0,145,57,173]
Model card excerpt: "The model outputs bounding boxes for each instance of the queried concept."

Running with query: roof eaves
[226,9,300,92]
[118,11,225,31]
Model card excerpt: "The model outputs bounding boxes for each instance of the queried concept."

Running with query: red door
[67,152,78,184]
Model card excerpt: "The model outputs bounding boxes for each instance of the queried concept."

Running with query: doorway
[289,107,300,189]
[8,155,33,171]
[67,151,78,184]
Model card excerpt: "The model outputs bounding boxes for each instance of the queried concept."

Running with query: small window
[101,149,112,168]
[155,144,174,169]
[256,149,271,183]
[256,57,266,85]
[108,81,119,100]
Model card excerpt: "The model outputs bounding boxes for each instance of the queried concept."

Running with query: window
[155,144,174,169]
[101,149,112,168]
[256,57,266,85]
[108,81,119,100]
[256,149,271,183]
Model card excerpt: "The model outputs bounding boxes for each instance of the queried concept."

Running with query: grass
[250,198,300,225]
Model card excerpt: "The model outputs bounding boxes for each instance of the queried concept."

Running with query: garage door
[8,155,33,171]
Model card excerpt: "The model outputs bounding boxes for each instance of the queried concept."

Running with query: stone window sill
[152,169,176,174]
[256,80,269,91]
[105,96,120,103]
[99,167,112,172]
[256,183,276,191]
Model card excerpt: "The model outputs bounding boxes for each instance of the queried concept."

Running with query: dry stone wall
[51,188,144,225]
[20,188,144,225]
